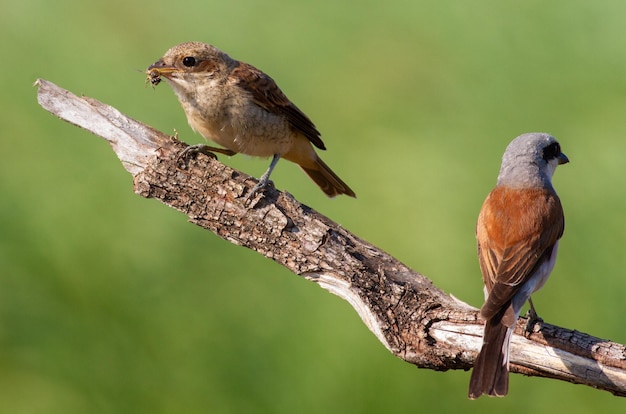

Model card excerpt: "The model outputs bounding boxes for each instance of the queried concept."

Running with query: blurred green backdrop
[2,0,626,412]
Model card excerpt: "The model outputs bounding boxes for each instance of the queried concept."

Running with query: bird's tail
[468,318,513,399]
[300,155,356,198]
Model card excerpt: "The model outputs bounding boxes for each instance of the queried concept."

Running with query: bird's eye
[182,56,197,67]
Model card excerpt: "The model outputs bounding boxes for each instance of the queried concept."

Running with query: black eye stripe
[542,142,561,161]
[182,56,197,67]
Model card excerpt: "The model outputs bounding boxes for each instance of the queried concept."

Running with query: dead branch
[35,78,626,397]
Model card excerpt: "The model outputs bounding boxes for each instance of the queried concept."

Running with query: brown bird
[146,41,355,198]
[468,133,568,399]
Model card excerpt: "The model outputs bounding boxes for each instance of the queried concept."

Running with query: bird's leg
[247,154,280,199]
[524,297,544,334]
[177,144,236,168]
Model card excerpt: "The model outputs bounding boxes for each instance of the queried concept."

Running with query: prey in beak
[145,60,177,86]
[145,68,162,86]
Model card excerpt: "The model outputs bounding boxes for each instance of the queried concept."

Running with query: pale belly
[185,101,295,158]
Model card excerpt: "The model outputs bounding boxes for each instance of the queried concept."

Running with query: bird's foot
[176,144,235,168]
[245,176,275,203]
[524,307,544,335]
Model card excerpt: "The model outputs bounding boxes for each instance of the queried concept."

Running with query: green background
[2,0,626,412]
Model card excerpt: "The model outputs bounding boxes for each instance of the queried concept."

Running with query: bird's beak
[558,153,569,165]
[145,59,177,86]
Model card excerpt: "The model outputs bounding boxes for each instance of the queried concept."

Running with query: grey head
[496,132,569,189]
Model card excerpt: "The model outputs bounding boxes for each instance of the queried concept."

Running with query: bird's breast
[179,84,294,157]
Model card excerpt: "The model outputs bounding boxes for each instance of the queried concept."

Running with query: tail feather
[468,319,512,399]
[300,156,356,198]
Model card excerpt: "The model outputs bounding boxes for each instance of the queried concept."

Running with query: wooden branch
[35,78,626,397]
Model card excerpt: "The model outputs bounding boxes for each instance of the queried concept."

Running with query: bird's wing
[230,62,325,150]
[477,186,564,321]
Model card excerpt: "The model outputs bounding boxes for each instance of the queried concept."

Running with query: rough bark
[35,78,626,397]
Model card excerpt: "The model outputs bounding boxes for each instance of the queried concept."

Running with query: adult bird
[468,132,568,399]
[146,42,356,198]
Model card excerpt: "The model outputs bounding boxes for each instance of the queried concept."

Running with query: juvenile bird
[146,41,355,198]
[468,132,568,399]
